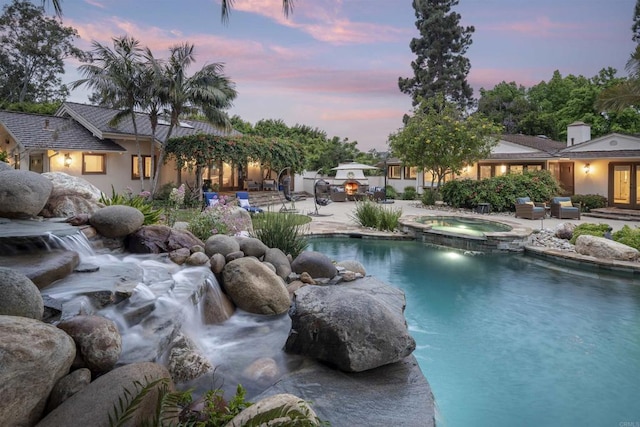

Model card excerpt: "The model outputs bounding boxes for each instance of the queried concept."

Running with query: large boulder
[0,161,11,171]
[555,222,576,240]
[0,169,53,218]
[46,368,92,412]
[575,234,639,261]
[90,205,144,238]
[336,259,366,276]
[285,277,416,372]
[0,267,44,319]
[0,249,80,289]
[37,362,174,427]
[264,247,292,279]
[205,234,240,258]
[166,333,213,383]
[126,225,204,254]
[57,315,122,374]
[227,393,320,427]
[40,172,104,218]
[291,251,337,279]
[222,257,290,315]
[236,236,269,259]
[0,315,76,426]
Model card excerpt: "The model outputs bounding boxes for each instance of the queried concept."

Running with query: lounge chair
[263,179,277,191]
[203,191,219,208]
[235,191,263,213]
[514,197,546,220]
[550,196,581,219]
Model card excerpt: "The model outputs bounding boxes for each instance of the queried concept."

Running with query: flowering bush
[187,196,251,240]
[165,184,185,227]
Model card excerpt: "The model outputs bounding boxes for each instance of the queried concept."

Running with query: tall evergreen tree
[398,0,475,111]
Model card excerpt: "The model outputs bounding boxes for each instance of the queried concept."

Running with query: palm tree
[72,35,150,191]
[597,45,640,112]
[150,42,238,195]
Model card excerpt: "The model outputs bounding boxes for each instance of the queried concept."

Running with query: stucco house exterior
[0,102,248,195]
[384,122,640,208]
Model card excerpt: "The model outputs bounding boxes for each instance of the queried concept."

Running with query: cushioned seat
[514,197,546,220]
[235,191,263,213]
[550,196,580,219]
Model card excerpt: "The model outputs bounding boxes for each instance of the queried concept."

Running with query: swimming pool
[309,237,640,427]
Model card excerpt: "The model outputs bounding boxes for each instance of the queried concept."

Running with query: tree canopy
[398,0,475,111]
[389,97,502,187]
[0,0,84,104]
[478,69,640,141]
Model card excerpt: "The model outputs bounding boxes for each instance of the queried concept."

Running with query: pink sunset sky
[7,0,636,151]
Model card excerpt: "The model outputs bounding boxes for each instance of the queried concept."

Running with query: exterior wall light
[64,153,72,167]
[583,163,590,174]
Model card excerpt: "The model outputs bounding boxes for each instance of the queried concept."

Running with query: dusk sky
[8,0,637,151]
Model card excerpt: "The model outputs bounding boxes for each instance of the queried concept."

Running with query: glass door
[613,165,631,205]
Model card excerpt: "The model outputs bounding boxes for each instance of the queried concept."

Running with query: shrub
[384,185,397,199]
[0,151,8,162]
[99,186,163,225]
[350,200,380,228]
[570,223,611,244]
[421,188,439,206]
[440,170,561,212]
[401,186,416,200]
[613,225,640,251]
[571,194,607,212]
[188,196,252,240]
[378,205,403,231]
[251,211,309,258]
[350,200,402,232]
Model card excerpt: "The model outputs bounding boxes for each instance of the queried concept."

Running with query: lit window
[388,165,401,179]
[83,153,106,174]
[404,166,417,179]
[132,155,155,179]
[510,165,524,175]
[479,165,492,180]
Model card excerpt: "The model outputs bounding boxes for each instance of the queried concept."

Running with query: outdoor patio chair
[263,179,277,191]
[330,188,347,202]
[246,180,261,191]
[235,191,263,213]
[550,196,581,219]
[203,191,219,209]
[514,197,546,220]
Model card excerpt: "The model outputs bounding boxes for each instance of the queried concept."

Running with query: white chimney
[567,121,591,147]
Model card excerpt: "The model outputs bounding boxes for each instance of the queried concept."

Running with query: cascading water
[37,234,299,399]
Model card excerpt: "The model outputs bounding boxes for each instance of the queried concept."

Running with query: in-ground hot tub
[399,215,531,253]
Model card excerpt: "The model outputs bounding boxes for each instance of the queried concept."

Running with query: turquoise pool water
[417,216,512,237]
[308,238,640,427]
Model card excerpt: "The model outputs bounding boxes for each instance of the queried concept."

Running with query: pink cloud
[228,0,410,44]
[485,15,584,38]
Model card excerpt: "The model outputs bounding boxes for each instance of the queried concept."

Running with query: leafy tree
[389,97,502,188]
[0,0,84,104]
[73,36,150,191]
[477,82,534,134]
[398,0,475,111]
[633,0,640,43]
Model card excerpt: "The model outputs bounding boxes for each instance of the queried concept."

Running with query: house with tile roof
[0,102,245,195]
[384,121,640,208]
